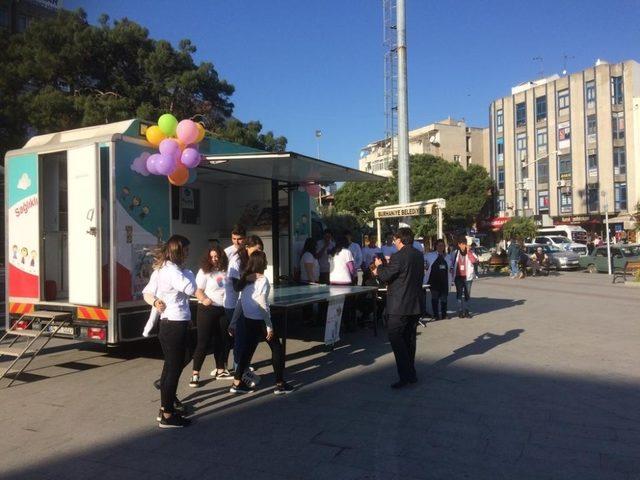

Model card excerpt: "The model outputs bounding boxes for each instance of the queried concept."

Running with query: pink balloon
[156,153,177,176]
[146,153,161,175]
[180,148,201,168]
[176,120,198,145]
[159,138,180,158]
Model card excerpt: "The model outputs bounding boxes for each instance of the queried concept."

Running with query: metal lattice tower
[383,0,398,171]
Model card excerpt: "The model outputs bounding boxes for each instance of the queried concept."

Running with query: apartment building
[359,118,487,177]
[488,59,639,235]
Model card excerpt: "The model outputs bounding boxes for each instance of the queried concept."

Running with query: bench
[484,254,509,273]
[612,260,640,284]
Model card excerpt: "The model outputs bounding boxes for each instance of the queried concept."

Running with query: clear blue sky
[67,0,640,168]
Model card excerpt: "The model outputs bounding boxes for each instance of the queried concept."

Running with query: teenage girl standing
[189,245,230,387]
[229,251,294,395]
[143,235,196,429]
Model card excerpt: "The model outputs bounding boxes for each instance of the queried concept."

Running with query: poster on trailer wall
[6,154,40,298]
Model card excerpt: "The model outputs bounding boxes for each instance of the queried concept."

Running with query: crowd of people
[142,226,293,429]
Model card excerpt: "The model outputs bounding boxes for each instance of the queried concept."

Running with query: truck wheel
[587,264,597,274]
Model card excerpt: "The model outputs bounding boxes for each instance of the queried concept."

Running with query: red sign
[480,217,510,231]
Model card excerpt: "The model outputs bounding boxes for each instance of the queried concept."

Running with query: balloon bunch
[142,114,205,186]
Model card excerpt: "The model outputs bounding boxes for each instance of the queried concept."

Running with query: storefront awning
[202,151,384,184]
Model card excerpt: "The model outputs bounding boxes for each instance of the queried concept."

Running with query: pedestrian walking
[189,245,230,388]
[424,239,452,320]
[507,237,522,279]
[142,235,196,428]
[374,227,424,389]
[450,236,479,318]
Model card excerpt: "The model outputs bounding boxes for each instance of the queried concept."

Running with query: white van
[533,233,588,256]
[538,226,588,244]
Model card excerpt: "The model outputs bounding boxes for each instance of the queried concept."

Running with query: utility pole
[396,0,410,205]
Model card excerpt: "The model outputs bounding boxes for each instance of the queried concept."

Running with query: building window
[612,112,625,140]
[586,114,597,142]
[588,153,598,177]
[17,15,29,32]
[516,102,526,127]
[560,189,573,213]
[498,195,505,212]
[0,8,10,28]
[535,96,547,122]
[516,133,527,161]
[587,187,599,213]
[522,191,530,210]
[557,121,571,149]
[585,80,596,109]
[536,127,547,155]
[497,167,505,190]
[558,155,572,180]
[496,137,504,164]
[557,89,570,112]
[613,147,626,175]
[496,109,503,133]
[537,158,549,184]
[614,182,627,210]
[538,190,549,214]
[611,76,623,105]
[453,155,461,164]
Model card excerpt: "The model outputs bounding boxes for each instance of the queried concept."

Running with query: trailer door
[67,144,101,306]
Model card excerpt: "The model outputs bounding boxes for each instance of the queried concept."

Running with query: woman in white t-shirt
[299,238,320,283]
[229,251,293,395]
[142,235,196,429]
[329,236,356,285]
[189,245,230,388]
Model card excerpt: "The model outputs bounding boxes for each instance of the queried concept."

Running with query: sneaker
[273,382,295,395]
[156,401,186,421]
[215,369,233,380]
[189,374,200,388]
[230,381,254,394]
[159,413,191,429]
[242,370,260,387]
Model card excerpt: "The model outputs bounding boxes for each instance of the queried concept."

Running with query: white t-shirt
[142,262,196,321]
[348,242,363,269]
[316,239,335,273]
[329,248,355,284]
[224,253,242,309]
[300,252,320,283]
[195,268,226,306]
[240,276,271,322]
[362,246,383,268]
[382,244,398,260]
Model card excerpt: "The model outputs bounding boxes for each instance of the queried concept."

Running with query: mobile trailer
[4,119,380,346]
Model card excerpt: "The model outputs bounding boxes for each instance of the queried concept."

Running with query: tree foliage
[0,9,286,159]
[334,154,493,230]
[502,217,538,240]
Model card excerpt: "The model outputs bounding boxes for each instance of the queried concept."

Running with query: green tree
[502,217,538,240]
[333,154,493,230]
[0,9,285,159]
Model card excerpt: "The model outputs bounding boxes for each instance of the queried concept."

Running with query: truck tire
[587,264,597,274]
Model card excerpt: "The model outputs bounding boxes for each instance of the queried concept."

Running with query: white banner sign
[324,296,345,345]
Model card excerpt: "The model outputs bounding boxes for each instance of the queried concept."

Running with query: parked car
[532,235,588,256]
[524,243,581,270]
[579,244,640,273]
[472,246,492,263]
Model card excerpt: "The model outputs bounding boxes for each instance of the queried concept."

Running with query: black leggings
[234,317,284,384]
[430,288,448,317]
[192,304,229,372]
[158,320,190,413]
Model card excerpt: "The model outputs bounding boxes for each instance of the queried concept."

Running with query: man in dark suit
[374,227,425,389]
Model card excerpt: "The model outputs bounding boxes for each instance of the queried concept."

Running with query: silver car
[525,244,581,270]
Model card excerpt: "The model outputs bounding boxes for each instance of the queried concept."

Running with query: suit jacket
[377,244,424,315]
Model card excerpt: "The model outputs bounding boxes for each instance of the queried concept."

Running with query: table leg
[282,308,288,362]
[371,293,378,337]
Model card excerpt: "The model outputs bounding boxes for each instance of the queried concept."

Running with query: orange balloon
[145,125,165,146]
[195,123,206,143]
[168,165,189,186]
[176,139,186,151]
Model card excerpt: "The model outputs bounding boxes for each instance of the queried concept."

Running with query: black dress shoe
[153,379,161,390]
[391,380,408,389]
[408,377,418,384]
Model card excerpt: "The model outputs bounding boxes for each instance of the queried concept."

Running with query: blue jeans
[226,308,246,369]
[510,260,520,277]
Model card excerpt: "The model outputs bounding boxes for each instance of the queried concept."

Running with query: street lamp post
[315,130,322,159]
[601,191,612,275]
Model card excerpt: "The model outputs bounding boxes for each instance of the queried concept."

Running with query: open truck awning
[203,151,384,184]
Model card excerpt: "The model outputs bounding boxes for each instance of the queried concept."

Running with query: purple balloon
[180,148,201,168]
[146,153,161,175]
[155,153,177,176]
[159,138,180,158]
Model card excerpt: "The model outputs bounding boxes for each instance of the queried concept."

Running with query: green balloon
[158,113,178,137]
